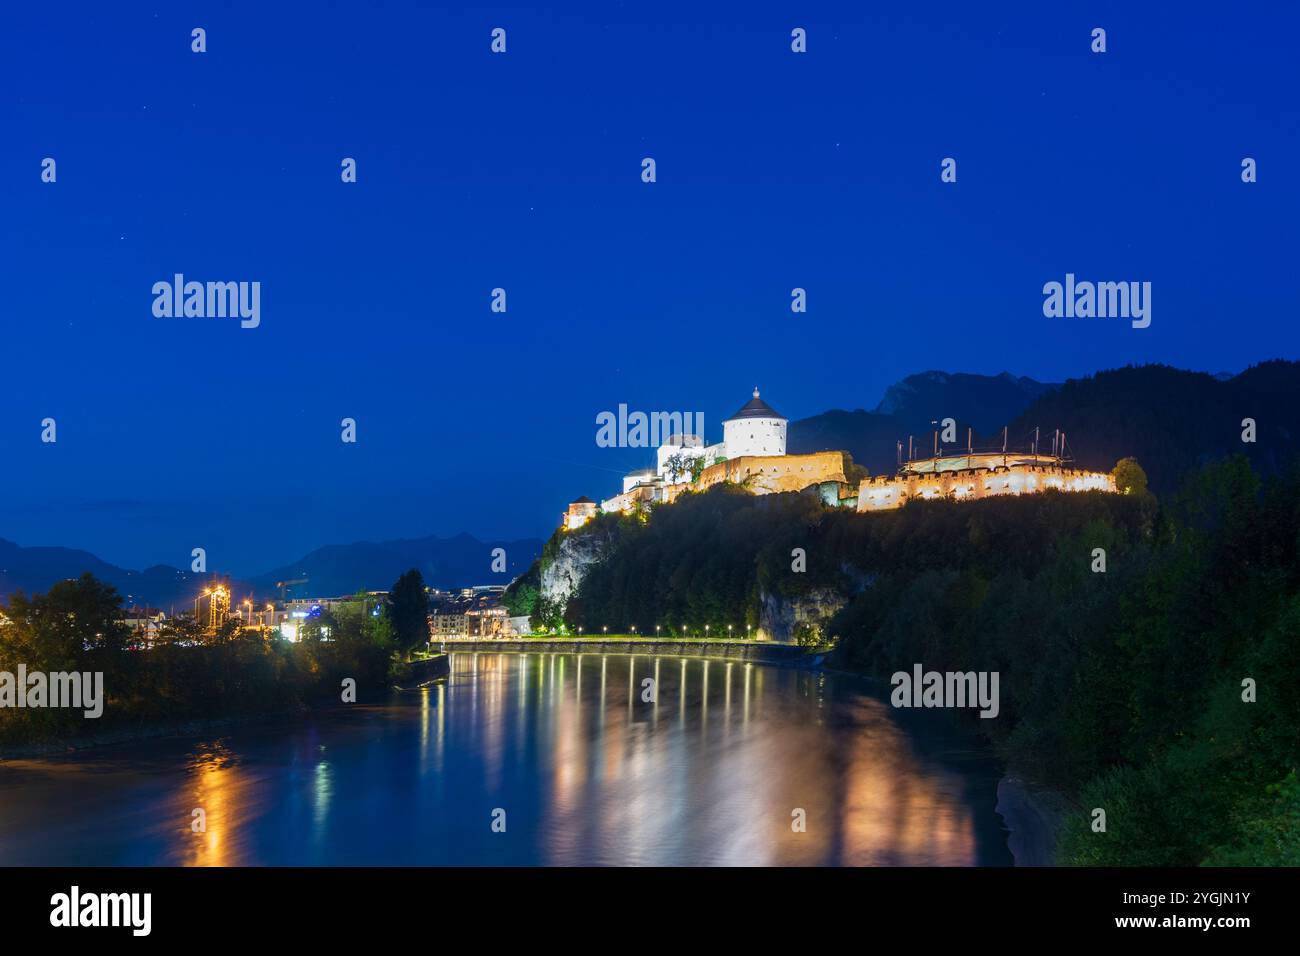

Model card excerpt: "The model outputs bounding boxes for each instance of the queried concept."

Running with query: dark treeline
[0,569,432,748]
[1009,361,1300,495]
[534,458,1300,865]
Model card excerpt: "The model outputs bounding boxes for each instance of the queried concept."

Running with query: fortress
[562,388,1116,529]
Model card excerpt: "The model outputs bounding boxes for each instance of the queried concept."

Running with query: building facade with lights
[562,388,1120,530]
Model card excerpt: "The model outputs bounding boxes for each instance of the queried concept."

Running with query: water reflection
[0,654,1010,866]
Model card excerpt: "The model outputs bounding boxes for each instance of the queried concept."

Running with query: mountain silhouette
[248,532,543,599]
[1009,361,1300,493]
[789,370,1057,474]
[0,533,543,607]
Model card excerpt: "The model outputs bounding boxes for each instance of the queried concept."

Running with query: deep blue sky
[2,1,1297,574]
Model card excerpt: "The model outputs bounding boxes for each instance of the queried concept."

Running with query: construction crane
[276,578,308,601]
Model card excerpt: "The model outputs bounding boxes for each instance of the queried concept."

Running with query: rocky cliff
[539,525,619,614]
[758,587,848,643]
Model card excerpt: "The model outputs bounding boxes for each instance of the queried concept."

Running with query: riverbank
[815,658,1070,866]
[995,775,1070,866]
[0,708,320,760]
[394,653,450,688]
[0,660,434,760]
[442,637,821,666]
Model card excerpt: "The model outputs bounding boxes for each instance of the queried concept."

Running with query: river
[0,652,1013,865]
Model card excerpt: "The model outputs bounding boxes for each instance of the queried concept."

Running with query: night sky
[2,1,1297,573]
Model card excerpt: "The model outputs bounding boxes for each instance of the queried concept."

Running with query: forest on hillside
[1008,361,1300,494]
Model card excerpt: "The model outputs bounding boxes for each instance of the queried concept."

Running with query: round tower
[722,387,787,458]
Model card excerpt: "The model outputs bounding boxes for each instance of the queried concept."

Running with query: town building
[428,585,520,639]
[122,607,167,646]
[562,496,599,530]
[277,592,386,642]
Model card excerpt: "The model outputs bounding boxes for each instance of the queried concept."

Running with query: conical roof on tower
[725,387,785,422]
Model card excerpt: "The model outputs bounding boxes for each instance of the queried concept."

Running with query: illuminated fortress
[562,389,1116,529]
[857,449,1115,511]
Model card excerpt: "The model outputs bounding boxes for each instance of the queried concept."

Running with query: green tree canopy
[1111,456,1149,496]
[388,569,430,658]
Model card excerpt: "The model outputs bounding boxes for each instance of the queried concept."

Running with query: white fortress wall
[722,416,787,458]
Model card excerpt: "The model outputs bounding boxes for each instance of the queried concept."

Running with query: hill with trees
[1009,361,1300,494]
[508,451,1300,865]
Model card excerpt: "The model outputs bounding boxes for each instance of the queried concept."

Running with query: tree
[332,592,394,649]
[0,573,131,669]
[388,569,429,659]
[299,609,333,644]
[665,452,688,483]
[154,613,207,647]
[502,581,538,617]
[1112,456,1149,497]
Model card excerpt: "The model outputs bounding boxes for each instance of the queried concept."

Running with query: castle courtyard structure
[857,451,1115,511]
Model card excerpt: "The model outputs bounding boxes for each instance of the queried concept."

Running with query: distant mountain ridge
[0,533,544,607]
[874,371,1058,431]
[1009,361,1300,494]
[0,538,205,610]
[789,362,1300,492]
[248,532,542,600]
[789,369,1059,475]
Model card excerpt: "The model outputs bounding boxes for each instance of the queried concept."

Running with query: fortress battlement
[562,389,1118,529]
